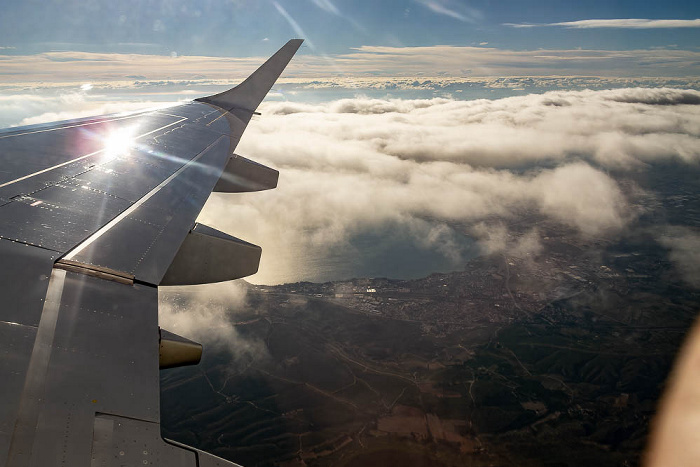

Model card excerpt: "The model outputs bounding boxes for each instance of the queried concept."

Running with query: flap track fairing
[214,154,279,193]
[160,223,261,286]
[159,328,202,369]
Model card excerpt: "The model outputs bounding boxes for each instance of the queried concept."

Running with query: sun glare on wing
[104,126,137,157]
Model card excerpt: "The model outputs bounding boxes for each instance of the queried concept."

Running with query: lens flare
[103,126,137,157]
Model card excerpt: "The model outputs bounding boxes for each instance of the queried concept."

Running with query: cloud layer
[193,88,700,284]
[2,43,700,86]
[506,19,700,29]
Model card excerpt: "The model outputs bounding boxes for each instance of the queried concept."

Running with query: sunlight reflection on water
[248,229,478,285]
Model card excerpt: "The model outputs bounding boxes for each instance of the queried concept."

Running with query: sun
[103,126,137,157]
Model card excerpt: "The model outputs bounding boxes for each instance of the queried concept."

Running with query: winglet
[195,39,303,112]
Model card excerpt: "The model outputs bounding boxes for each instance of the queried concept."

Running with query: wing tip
[195,39,304,112]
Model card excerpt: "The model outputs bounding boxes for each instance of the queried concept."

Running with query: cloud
[338,45,700,77]
[159,282,270,363]
[415,0,482,23]
[602,87,700,105]
[253,88,700,170]
[309,0,365,33]
[532,163,627,235]
[506,19,700,29]
[3,44,700,86]
[657,227,700,288]
[470,223,543,258]
[310,0,340,16]
[0,51,279,85]
[273,2,315,50]
[191,88,700,283]
[2,76,699,107]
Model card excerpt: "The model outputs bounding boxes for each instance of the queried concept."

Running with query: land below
[161,163,700,466]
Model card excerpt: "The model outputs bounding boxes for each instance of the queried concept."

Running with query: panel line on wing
[55,259,135,285]
[62,134,227,262]
[204,107,259,127]
[0,116,188,190]
[205,110,231,127]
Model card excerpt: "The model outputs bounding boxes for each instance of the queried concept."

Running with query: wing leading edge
[1,40,302,467]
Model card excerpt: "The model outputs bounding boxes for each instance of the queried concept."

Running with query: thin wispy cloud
[2,45,700,83]
[506,18,700,29]
[273,2,351,76]
[308,0,367,34]
[310,0,340,16]
[273,1,316,50]
[415,0,482,23]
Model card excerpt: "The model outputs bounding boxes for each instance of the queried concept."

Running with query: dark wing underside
[0,39,302,467]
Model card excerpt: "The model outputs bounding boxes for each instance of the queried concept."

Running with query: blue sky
[1,0,698,57]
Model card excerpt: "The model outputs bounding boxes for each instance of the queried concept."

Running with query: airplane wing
[0,39,303,467]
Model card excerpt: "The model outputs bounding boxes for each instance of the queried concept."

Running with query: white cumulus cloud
[194,88,700,284]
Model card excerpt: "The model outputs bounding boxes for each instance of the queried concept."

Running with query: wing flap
[91,415,198,466]
[0,322,37,463]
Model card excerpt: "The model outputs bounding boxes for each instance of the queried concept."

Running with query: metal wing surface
[0,39,303,467]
